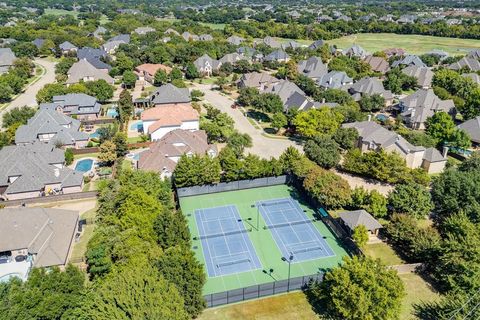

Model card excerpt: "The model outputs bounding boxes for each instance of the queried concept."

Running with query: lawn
[70,207,97,263]
[44,8,79,18]
[399,273,441,320]
[363,242,404,266]
[74,152,99,160]
[326,33,480,56]
[198,292,320,320]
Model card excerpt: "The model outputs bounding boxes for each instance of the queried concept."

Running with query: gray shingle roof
[32,38,45,49]
[194,54,221,72]
[264,49,289,62]
[339,210,382,232]
[44,93,101,116]
[297,56,328,79]
[308,40,325,50]
[0,208,78,267]
[15,108,88,145]
[392,55,426,68]
[345,44,368,58]
[59,41,77,51]
[150,83,191,105]
[227,35,245,45]
[0,48,16,73]
[462,73,480,85]
[458,116,480,144]
[399,89,455,126]
[402,65,433,88]
[449,57,480,72]
[317,71,353,89]
[423,147,446,163]
[0,143,83,195]
[66,59,114,84]
[263,36,280,48]
[281,40,301,50]
[348,77,393,101]
[264,79,304,105]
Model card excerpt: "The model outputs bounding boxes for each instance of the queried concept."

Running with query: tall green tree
[2,106,36,128]
[293,107,344,138]
[388,183,433,219]
[154,69,168,86]
[118,89,134,124]
[304,136,340,169]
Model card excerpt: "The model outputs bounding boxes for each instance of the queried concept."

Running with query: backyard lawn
[198,292,320,320]
[70,207,97,263]
[325,33,480,56]
[363,242,404,266]
[399,273,441,320]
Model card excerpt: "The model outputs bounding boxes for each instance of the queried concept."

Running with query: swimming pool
[89,129,100,139]
[75,159,94,172]
[130,121,143,131]
[107,108,119,118]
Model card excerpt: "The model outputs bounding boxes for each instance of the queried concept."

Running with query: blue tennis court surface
[257,198,334,263]
[195,205,262,277]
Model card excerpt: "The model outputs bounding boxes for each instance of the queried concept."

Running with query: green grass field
[326,33,480,56]
[179,184,349,295]
[44,8,79,17]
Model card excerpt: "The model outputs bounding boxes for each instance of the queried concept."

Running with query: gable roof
[264,49,289,62]
[345,44,368,57]
[308,39,325,50]
[219,53,246,64]
[238,72,279,88]
[462,73,480,85]
[263,36,280,48]
[138,129,215,174]
[363,55,389,74]
[15,108,88,145]
[458,116,480,144]
[135,63,172,76]
[264,79,304,104]
[400,89,455,125]
[59,41,77,51]
[297,56,328,79]
[449,57,480,72]
[32,38,45,49]
[150,84,191,105]
[0,208,78,267]
[194,54,221,71]
[141,104,199,133]
[402,65,433,88]
[0,143,83,195]
[227,35,245,45]
[66,59,114,84]
[134,26,155,35]
[339,210,382,232]
[317,71,353,89]
[281,40,301,50]
[467,49,480,60]
[0,48,16,70]
[392,55,426,68]
[348,77,393,100]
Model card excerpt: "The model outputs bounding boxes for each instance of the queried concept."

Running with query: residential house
[164,28,180,36]
[347,77,394,106]
[134,26,155,35]
[264,79,305,110]
[397,14,417,24]
[0,208,79,282]
[448,57,480,72]
[194,54,221,76]
[92,26,106,39]
[262,36,280,48]
[338,210,382,235]
[59,41,77,55]
[141,103,199,141]
[383,48,405,58]
[281,40,301,51]
[135,63,172,84]
[317,71,354,89]
[343,120,447,173]
[297,56,328,80]
[457,116,480,144]
[66,59,114,85]
[237,72,279,90]
[379,14,395,22]
[264,49,290,63]
[427,49,449,60]
[102,34,130,54]
[227,35,245,46]
[344,44,368,58]
[402,66,434,89]
[392,55,426,68]
[462,73,480,85]
[0,48,15,74]
[219,53,247,65]
[199,34,213,41]
[43,93,102,121]
[316,15,332,22]
[15,108,89,148]
[398,89,455,130]
[337,15,352,22]
[31,38,45,49]
[137,129,216,178]
[76,47,111,71]
[150,83,191,106]
[467,49,480,60]
[363,55,389,74]
[0,143,84,200]
[182,32,199,41]
[308,39,325,50]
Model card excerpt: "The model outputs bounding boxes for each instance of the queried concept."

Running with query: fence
[176,175,290,198]
[1,191,98,207]
[204,273,323,308]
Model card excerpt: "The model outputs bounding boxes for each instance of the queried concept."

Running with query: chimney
[367,114,372,121]
[442,146,448,158]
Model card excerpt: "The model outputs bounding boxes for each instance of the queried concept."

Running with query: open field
[363,242,404,266]
[198,292,319,320]
[399,273,441,320]
[44,8,79,17]
[326,33,480,56]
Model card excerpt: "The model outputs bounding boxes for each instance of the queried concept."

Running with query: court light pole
[282,254,294,292]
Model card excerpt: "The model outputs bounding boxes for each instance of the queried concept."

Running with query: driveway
[0,58,56,125]
[191,83,302,158]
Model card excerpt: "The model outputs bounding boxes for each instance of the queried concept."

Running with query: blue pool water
[107,108,119,118]
[75,159,94,172]
[130,121,143,131]
[376,114,388,122]
[89,129,100,139]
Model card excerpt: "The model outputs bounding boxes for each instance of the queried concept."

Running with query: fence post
[257,284,260,298]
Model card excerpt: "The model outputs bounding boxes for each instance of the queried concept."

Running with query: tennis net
[266,218,314,229]
[259,199,293,208]
[198,229,248,240]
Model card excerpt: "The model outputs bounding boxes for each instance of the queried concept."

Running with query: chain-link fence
[204,273,323,308]
[176,175,290,198]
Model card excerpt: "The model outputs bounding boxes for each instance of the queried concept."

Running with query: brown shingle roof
[141,104,199,134]
[135,63,172,76]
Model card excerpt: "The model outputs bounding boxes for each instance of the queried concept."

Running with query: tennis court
[195,205,262,277]
[180,184,349,295]
[257,198,334,263]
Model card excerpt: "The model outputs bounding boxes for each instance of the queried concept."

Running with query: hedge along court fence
[176,175,290,198]
[204,273,323,308]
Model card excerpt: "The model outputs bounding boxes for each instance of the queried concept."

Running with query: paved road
[0,58,56,125]
[192,83,302,158]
